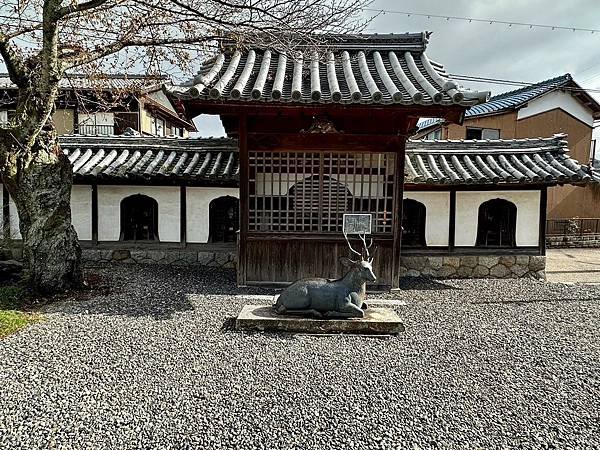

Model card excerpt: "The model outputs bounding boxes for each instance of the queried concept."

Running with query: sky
[2,1,600,137]
[194,0,600,137]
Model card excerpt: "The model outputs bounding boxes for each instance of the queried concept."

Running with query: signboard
[343,213,372,235]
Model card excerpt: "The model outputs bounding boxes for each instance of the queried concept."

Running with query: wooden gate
[240,149,399,288]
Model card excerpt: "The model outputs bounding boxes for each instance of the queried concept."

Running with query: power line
[362,8,600,34]
[450,73,600,94]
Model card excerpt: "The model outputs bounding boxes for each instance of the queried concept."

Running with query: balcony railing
[77,124,115,135]
[546,218,600,237]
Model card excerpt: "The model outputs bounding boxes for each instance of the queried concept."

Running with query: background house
[0,73,196,137]
[414,74,600,220]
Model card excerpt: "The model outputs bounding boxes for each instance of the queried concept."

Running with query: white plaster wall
[404,191,450,246]
[98,186,180,242]
[517,90,594,126]
[187,187,239,243]
[455,190,541,247]
[8,195,21,240]
[71,185,92,240]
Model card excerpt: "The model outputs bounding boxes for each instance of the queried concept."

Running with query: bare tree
[0,0,367,293]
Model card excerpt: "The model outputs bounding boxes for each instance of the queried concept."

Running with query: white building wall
[187,187,239,243]
[2,185,92,241]
[517,90,594,126]
[98,186,180,242]
[8,195,21,239]
[455,190,541,247]
[71,185,92,240]
[404,191,449,246]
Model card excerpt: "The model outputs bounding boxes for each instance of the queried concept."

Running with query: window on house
[476,199,517,247]
[424,128,442,140]
[402,199,426,247]
[209,196,239,242]
[152,117,165,136]
[78,112,115,135]
[466,127,500,140]
[120,194,159,241]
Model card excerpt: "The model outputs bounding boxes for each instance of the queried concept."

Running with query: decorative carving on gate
[301,115,341,134]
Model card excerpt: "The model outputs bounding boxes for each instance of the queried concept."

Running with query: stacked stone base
[399,255,545,280]
[83,249,544,280]
[546,234,600,248]
[82,249,236,268]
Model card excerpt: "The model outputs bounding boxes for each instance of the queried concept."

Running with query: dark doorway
[120,194,159,241]
[209,196,239,242]
[476,199,517,247]
[402,199,426,247]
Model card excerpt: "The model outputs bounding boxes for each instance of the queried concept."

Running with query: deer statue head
[342,231,377,283]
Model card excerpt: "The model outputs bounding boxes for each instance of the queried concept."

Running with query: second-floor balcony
[77,124,116,135]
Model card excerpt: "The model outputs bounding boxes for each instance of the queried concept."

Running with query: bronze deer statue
[273,233,376,319]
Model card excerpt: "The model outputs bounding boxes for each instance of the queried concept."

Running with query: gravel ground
[0,265,599,450]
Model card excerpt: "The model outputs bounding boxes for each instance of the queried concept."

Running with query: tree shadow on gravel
[48,264,278,320]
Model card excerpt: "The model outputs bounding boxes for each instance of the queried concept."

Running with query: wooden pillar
[449,189,456,253]
[180,185,187,247]
[238,112,248,286]
[391,135,406,289]
[91,183,98,245]
[539,187,547,256]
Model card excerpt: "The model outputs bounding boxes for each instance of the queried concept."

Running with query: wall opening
[402,199,426,247]
[476,198,517,247]
[209,196,239,242]
[120,194,159,241]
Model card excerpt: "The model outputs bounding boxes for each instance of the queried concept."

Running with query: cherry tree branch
[0,32,29,88]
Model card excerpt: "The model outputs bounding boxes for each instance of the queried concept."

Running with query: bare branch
[0,32,29,88]
[56,0,111,20]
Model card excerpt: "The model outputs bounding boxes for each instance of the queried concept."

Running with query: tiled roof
[416,74,600,132]
[405,134,600,185]
[167,33,489,106]
[0,73,167,91]
[60,135,239,185]
[60,134,597,187]
[465,74,574,117]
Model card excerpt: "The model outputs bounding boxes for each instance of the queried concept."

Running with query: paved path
[546,248,600,283]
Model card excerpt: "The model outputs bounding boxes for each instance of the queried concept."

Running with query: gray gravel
[0,264,599,450]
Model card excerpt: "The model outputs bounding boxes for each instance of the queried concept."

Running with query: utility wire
[362,8,600,34]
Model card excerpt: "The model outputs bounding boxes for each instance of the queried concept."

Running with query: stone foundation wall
[546,234,600,248]
[82,249,237,268]
[399,255,546,280]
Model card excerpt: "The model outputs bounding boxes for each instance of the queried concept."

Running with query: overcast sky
[2,1,599,136]
[195,0,600,136]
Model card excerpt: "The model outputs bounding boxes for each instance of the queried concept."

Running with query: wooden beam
[391,135,406,288]
[238,112,249,286]
[180,185,187,248]
[181,102,467,124]
[449,189,456,253]
[539,187,547,256]
[91,183,98,245]
[248,133,403,153]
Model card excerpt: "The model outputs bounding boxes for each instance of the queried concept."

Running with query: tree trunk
[3,130,82,294]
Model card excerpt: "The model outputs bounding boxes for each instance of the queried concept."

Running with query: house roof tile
[166,33,489,107]
[59,134,597,187]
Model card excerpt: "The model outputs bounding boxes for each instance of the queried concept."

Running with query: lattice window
[248,151,396,234]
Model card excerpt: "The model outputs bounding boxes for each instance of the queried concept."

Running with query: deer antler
[343,231,362,259]
[358,232,373,261]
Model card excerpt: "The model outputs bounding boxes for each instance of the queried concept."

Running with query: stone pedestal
[235,305,405,335]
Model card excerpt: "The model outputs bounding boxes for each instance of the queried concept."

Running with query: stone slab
[235,305,405,335]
